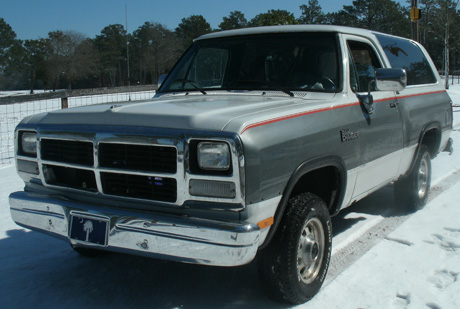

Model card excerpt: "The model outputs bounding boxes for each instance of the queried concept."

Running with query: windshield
[159,33,341,94]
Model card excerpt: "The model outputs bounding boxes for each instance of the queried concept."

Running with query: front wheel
[257,193,332,304]
[394,144,432,212]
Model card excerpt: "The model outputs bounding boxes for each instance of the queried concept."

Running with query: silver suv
[10,25,453,304]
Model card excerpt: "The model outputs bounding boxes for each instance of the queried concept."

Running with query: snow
[1,84,460,308]
[308,177,460,308]
[0,90,57,98]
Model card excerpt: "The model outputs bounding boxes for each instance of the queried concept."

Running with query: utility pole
[444,0,449,90]
[125,4,131,99]
[410,0,421,42]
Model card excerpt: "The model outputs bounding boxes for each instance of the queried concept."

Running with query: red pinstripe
[239,90,447,134]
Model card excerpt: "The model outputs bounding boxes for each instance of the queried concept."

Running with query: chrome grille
[39,137,178,204]
[32,131,243,208]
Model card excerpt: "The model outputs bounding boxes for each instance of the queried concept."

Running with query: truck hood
[23,93,335,134]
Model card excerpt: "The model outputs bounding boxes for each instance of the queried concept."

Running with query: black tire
[394,144,432,212]
[257,192,332,304]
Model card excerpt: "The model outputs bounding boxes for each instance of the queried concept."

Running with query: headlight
[197,142,230,171]
[20,132,37,156]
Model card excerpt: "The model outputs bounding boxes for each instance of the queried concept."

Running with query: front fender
[259,155,347,249]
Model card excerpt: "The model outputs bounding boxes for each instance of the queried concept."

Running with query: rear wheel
[257,192,332,304]
[394,144,431,212]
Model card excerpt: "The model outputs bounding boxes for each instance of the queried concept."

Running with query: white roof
[195,25,378,41]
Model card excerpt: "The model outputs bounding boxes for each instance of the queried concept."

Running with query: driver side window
[348,41,382,92]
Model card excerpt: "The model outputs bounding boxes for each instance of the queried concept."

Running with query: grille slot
[41,139,94,166]
[43,165,97,192]
[101,172,177,203]
[99,143,177,173]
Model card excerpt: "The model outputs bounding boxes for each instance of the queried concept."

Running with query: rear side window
[376,34,437,86]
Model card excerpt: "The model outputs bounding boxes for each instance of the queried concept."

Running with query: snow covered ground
[0,90,57,97]
[1,85,460,308]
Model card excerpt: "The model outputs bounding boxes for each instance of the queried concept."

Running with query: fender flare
[259,155,347,249]
[405,121,442,176]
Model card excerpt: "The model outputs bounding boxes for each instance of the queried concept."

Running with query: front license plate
[69,213,109,246]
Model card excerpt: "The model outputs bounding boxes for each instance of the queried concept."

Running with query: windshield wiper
[173,79,207,95]
[269,86,294,97]
[232,80,294,97]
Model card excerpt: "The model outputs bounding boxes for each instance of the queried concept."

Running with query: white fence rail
[0,90,156,167]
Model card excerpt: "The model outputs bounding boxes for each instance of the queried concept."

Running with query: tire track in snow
[324,164,460,286]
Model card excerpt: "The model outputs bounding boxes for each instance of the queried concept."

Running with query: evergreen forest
[1,0,459,92]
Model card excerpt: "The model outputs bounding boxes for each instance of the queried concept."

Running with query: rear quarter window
[376,34,437,86]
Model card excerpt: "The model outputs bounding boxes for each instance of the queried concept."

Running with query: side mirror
[375,68,406,92]
[358,93,374,114]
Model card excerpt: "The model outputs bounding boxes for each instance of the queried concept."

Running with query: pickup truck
[10,25,453,304]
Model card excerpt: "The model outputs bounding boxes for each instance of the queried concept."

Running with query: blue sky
[3,0,408,40]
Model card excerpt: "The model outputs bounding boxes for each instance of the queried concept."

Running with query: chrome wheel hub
[297,217,325,284]
[417,155,429,199]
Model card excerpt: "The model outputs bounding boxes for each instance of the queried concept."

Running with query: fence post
[61,97,68,109]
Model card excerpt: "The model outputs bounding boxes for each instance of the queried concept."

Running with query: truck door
[345,36,404,200]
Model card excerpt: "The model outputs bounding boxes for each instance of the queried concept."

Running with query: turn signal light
[257,217,274,229]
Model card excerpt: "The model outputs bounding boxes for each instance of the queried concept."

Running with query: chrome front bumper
[9,191,261,266]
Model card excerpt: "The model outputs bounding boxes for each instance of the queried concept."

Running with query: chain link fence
[0,88,156,167]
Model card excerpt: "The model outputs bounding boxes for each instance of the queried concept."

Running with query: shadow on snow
[1,184,408,308]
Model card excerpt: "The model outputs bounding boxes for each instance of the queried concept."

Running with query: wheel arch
[406,122,442,176]
[259,156,347,249]
[420,124,442,158]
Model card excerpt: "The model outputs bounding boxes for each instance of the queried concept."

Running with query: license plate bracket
[69,213,109,246]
